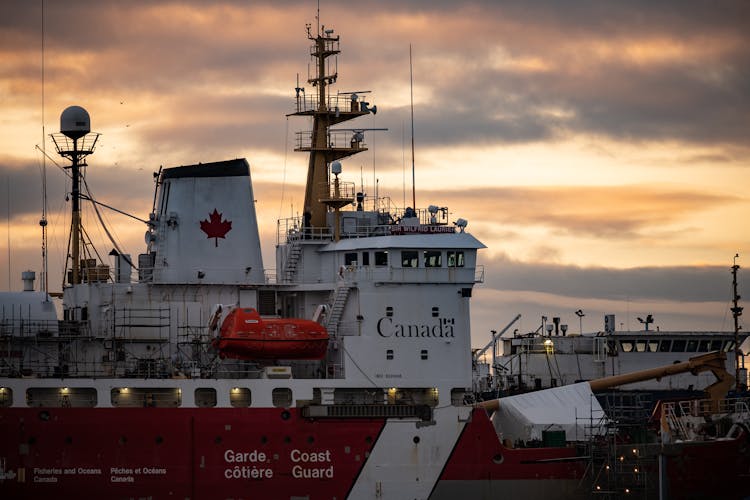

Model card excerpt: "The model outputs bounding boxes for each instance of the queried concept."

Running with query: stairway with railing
[662,401,691,440]
[282,241,302,282]
[324,285,351,338]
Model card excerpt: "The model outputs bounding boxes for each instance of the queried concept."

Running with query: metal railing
[294,129,368,151]
[474,265,485,283]
[293,93,361,115]
[276,200,458,245]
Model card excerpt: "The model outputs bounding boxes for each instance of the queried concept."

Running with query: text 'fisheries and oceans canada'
[224,449,334,479]
[29,467,166,484]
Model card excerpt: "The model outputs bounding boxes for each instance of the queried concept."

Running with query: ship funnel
[149,159,265,284]
[60,105,91,139]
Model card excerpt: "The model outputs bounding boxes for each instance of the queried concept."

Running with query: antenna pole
[402,120,406,209]
[409,44,416,211]
[41,0,48,294]
[732,254,744,391]
[71,138,81,285]
[6,177,9,291]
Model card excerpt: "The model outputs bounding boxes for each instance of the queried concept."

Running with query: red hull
[214,308,329,360]
[0,407,585,499]
[441,408,586,482]
[663,436,750,499]
[2,407,747,499]
[0,407,382,499]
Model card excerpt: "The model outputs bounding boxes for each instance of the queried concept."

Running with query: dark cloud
[0,156,154,220]
[480,253,737,303]
[0,158,54,219]
[3,1,747,153]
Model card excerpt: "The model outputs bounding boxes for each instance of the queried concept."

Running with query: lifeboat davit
[213,307,329,360]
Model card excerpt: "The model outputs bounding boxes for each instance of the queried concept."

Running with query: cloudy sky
[1,0,748,344]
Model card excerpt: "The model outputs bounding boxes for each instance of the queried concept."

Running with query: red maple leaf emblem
[200,209,232,247]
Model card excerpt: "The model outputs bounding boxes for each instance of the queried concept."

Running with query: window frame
[401,250,419,268]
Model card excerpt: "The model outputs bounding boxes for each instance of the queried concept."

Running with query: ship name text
[223,448,334,480]
[377,317,455,338]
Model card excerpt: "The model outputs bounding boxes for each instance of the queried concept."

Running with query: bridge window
[401,250,418,268]
[686,340,699,352]
[375,251,388,266]
[671,340,686,352]
[424,251,442,267]
[620,340,634,352]
[635,340,647,352]
[647,340,659,352]
[362,252,370,266]
[659,340,672,352]
[345,252,358,266]
[710,340,723,351]
[447,251,464,267]
[698,340,711,352]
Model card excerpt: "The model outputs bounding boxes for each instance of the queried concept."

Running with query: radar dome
[60,105,91,139]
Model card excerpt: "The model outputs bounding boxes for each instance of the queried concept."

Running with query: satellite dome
[60,105,91,139]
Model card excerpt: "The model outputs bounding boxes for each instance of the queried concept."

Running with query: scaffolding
[580,393,655,499]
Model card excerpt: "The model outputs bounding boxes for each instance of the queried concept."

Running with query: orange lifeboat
[213,307,329,360]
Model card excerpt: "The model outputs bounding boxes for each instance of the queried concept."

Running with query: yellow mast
[290,24,370,232]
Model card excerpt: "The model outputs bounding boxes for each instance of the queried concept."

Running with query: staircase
[663,402,691,440]
[283,242,302,282]
[325,285,351,337]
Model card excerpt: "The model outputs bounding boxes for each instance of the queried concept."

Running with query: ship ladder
[324,285,352,337]
[283,241,302,282]
[664,402,691,440]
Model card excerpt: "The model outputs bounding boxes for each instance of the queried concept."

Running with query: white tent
[491,382,608,443]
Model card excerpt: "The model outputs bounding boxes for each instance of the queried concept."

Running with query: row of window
[619,339,736,353]
[344,250,465,269]
[0,386,454,408]
[0,387,279,409]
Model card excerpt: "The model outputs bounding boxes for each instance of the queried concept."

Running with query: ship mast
[290,23,372,232]
[51,106,99,286]
[731,254,744,391]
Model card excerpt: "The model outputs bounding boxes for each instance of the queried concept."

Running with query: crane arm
[473,314,521,361]
[587,350,733,393]
[476,351,734,412]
